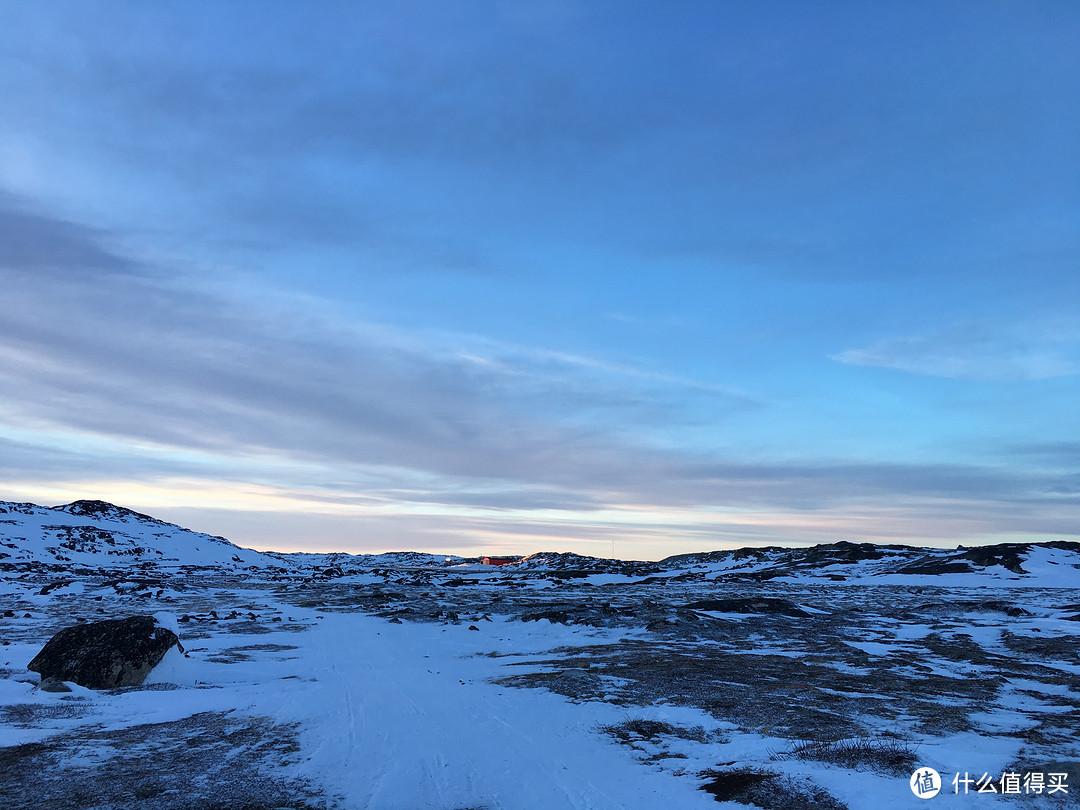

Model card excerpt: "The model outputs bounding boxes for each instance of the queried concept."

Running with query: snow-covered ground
[2,500,1078,809]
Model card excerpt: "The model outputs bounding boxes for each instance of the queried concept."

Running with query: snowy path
[279,613,719,810]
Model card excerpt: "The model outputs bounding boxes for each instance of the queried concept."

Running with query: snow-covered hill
[509,540,1080,588]
[0,499,283,572]
[660,538,1080,587]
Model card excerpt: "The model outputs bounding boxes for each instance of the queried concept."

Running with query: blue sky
[1,1,1077,557]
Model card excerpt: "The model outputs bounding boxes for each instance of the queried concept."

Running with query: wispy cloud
[832,322,1080,381]
[0,192,139,276]
[0,196,745,496]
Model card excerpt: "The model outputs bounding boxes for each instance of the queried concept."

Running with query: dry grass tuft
[774,736,917,775]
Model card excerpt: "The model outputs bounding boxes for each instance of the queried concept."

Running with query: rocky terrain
[1,499,1078,809]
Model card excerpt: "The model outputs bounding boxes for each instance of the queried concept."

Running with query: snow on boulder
[28,615,181,690]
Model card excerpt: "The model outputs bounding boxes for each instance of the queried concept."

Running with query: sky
[1,1,1078,559]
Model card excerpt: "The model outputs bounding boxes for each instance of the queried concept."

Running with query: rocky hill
[0,499,284,573]
[659,538,1080,585]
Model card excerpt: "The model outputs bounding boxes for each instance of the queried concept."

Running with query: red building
[481,556,516,566]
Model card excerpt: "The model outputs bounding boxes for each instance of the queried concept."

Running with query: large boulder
[28,616,180,689]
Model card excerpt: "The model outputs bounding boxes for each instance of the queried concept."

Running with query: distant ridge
[1,498,1078,586]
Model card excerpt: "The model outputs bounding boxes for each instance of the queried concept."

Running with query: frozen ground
[1,500,1078,809]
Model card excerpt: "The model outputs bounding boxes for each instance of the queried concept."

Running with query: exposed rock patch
[0,711,321,810]
[699,768,847,809]
[684,598,812,617]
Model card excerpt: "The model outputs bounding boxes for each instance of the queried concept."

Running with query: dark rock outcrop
[54,499,166,525]
[958,543,1029,574]
[28,616,179,689]
[521,610,571,624]
[684,598,812,617]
